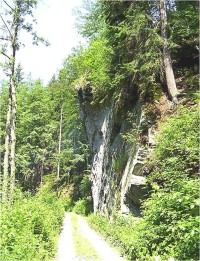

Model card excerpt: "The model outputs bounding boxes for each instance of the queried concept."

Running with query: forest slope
[0,0,199,260]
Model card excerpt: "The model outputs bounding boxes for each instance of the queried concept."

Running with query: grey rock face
[121,133,156,216]
[124,174,147,216]
[78,88,115,213]
[78,86,155,216]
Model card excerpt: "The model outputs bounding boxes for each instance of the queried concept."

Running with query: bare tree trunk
[160,0,178,104]
[40,162,44,187]
[2,94,11,202]
[10,77,17,199]
[57,104,63,180]
[7,9,18,197]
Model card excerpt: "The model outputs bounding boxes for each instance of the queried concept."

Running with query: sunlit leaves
[1,187,65,260]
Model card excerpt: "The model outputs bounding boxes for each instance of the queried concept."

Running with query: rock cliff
[78,86,156,216]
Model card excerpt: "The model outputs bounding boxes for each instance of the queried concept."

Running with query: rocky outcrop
[77,85,155,216]
[123,175,147,216]
[121,126,156,216]
[78,86,115,214]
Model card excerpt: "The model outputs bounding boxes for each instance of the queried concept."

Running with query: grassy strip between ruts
[71,214,101,260]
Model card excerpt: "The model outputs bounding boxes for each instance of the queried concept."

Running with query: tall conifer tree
[0,0,47,200]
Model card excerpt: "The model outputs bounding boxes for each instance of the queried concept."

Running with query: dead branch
[1,51,10,59]
[2,0,14,11]
[0,37,11,41]
[0,13,12,40]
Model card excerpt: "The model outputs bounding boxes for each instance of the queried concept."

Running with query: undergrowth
[0,185,65,261]
[87,214,143,260]
[87,105,199,261]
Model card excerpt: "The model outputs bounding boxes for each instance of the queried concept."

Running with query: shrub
[73,198,92,216]
[87,213,147,260]
[141,179,199,260]
[139,105,199,260]
[0,187,65,261]
[63,197,74,212]
[79,173,92,198]
[148,105,199,183]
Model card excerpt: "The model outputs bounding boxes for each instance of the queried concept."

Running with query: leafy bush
[148,105,199,183]
[0,187,65,261]
[87,214,147,260]
[141,179,199,260]
[63,196,74,212]
[73,198,92,216]
[79,174,92,198]
[141,105,199,260]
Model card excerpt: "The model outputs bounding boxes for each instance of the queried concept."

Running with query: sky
[0,0,85,85]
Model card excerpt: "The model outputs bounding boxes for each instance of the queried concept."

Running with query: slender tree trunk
[160,0,178,104]
[9,18,18,198]
[40,161,44,187]
[1,0,40,200]
[2,94,11,202]
[57,105,63,180]
[10,78,17,198]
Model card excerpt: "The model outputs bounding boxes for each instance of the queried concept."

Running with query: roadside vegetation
[0,182,65,261]
[71,214,100,260]
[87,105,199,261]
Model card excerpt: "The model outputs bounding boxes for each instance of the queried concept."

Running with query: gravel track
[55,213,126,261]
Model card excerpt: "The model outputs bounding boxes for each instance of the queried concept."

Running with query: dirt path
[55,213,76,261]
[55,213,126,261]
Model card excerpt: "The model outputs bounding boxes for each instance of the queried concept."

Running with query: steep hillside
[71,0,199,216]
[0,1,198,260]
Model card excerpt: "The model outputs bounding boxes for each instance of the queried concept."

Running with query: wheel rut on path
[55,213,126,261]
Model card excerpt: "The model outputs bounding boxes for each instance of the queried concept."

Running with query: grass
[71,214,101,260]
[87,213,141,260]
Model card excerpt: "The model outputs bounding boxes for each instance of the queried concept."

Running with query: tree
[160,0,178,104]
[15,63,24,84]
[0,0,46,201]
[169,1,199,69]
[57,103,63,180]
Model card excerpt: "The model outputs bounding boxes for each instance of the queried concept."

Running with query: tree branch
[0,51,10,59]
[2,0,14,11]
[0,37,11,41]
[0,13,12,40]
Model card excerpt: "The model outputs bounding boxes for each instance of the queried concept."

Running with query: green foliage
[0,187,65,261]
[87,103,199,260]
[148,105,199,183]
[140,105,199,260]
[0,76,88,191]
[72,0,198,108]
[74,1,163,106]
[142,105,199,260]
[73,198,92,216]
[67,37,113,102]
[169,1,199,67]
[63,197,74,212]
[141,179,199,260]
[87,214,145,260]
[113,153,128,174]
[121,110,141,143]
[16,81,55,187]
[75,0,104,40]
[72,173,93,215]
[1,1,199,260]
[79,173,92,198]
[88,181,199,260]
